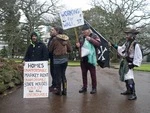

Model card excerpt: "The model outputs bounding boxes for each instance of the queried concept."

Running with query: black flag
[84,20,110,68]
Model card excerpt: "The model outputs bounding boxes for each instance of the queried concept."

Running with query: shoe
[62,82,67,96]
[52,87,58,93]
[90,88,96,94]
[49,86,55,92]
[54,88,62,96]
[128,94,137,100]
[62,90,67,95]
[55,91,62,96]
[121,91,131,95]
[79,87,87,93]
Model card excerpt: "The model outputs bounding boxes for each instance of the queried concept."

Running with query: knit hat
[81,24,90,31]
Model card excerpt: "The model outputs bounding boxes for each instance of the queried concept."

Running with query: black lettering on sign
[24,82,34,87]
[28,63,44,68]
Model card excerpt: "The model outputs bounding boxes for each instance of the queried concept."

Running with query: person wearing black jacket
[24,32,48,61]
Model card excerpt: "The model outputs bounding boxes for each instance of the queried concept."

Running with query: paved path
[0,67,150,113]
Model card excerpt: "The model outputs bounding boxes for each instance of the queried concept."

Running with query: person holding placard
[76,24,101,94]
[24,32,49,62]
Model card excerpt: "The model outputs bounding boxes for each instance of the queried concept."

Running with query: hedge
[0,58,23,94]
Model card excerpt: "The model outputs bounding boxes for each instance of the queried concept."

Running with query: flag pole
[74,27,79,42]
[84,19,110,68]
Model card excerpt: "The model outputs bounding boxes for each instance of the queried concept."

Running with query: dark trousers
[54,62,68,89]
[80,61,97,89]
[125,79,135,94]
[50,58,56,87]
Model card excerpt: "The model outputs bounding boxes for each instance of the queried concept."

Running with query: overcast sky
[59,0,91,10]
[39,0,91,11]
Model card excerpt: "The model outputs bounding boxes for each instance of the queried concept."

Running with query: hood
[30,31,41,47]
[56,34,69,40]
[30,31,41,42]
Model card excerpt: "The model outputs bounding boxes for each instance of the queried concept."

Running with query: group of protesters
[23,24,143,100]
[24,26,72,96]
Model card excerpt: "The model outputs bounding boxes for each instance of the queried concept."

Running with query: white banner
[23,61,49,98]
[59,8,84,30]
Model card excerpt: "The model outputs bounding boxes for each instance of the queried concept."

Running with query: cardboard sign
[23,61,49,98]
[59,8,84,30]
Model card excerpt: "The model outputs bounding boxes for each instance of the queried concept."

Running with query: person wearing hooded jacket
[48,26,61,92]
[24,32,49,61]
[49,26,72,95]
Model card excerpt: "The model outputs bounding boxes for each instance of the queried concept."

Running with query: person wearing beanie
[109,28,142,100]
[24,31,48,61]
[76,24,101,94]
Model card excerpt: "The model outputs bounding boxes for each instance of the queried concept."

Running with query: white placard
[23,61,49,98]
[59,8,84,30]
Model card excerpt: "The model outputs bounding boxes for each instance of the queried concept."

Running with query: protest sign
[23,61,49,98]
[59,8,84,30]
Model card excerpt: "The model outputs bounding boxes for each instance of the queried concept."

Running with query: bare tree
[83,0,150,59]
[0,0,61,58]
[91,0,150,26]
[85,0,149,38]
[18,0,60,45]
[138,25,150,56]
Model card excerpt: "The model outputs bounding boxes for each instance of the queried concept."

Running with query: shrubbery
[0,58,23,93]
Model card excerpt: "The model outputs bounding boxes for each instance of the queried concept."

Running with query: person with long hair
[49,26,72,95]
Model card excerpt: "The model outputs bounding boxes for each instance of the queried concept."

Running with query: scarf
[82,39,97,66]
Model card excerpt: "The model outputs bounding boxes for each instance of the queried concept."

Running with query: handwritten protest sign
[23,61,49,98]
[59,8,84,30]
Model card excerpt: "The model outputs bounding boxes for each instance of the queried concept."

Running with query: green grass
[111,63,150,72]
[69,62,150,72]
[68,61,80,66]
[13,59,81,66]
[134,64,150,72]
[9,59,150,72]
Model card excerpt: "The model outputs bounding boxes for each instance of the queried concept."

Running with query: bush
[0,58,23,94]
[0,46,8,58]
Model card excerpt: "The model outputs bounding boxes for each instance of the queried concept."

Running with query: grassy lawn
[69,61,150,72]
[68,61,80,66]
[11,59,150,72]
[134,63,150,72]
